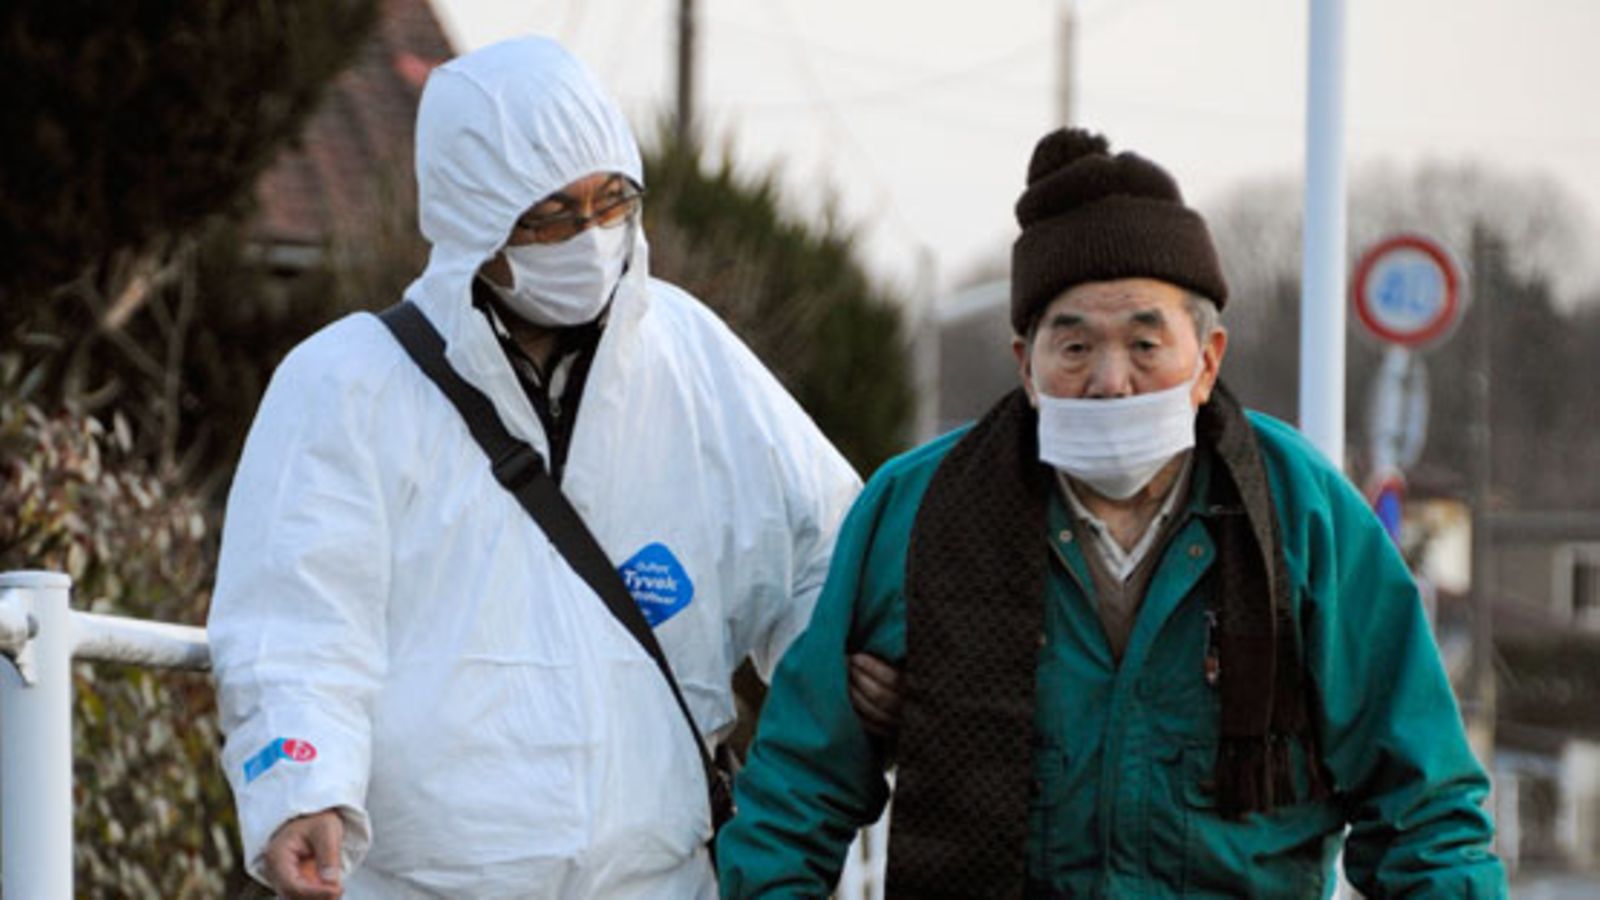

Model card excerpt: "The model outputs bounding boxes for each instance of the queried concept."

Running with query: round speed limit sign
[1352,235,1462,349]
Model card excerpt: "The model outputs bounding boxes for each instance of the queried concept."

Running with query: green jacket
[718,412,1506,898]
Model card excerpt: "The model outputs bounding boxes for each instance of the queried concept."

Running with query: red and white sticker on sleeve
[244,737,318,783]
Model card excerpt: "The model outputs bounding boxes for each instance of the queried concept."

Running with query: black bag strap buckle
[492,443,545,492]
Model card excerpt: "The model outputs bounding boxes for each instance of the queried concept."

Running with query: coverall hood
[403,35,651,452]
[414,34,643,265]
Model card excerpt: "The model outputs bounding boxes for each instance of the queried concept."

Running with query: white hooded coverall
[208,36,860,898]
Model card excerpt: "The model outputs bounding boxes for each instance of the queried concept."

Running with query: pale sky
[434,0,1600,301]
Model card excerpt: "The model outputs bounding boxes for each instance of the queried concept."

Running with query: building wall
[935,280,1015,433]
[1497,543,1557,614]
[1561,742,1600,870]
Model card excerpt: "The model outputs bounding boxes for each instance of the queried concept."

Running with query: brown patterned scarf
[884,384,1327,897]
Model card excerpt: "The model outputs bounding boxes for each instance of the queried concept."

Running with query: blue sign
[1368,476,1405,546]
[618,543,695,627]
[1353,235,1461,349]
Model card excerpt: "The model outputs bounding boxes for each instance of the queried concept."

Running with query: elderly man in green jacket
[716,128,1507,898]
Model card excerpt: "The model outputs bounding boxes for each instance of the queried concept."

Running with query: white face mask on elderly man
[481,221,632,327]
[1035,369,1200,500]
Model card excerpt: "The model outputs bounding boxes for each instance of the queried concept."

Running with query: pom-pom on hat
[1010,128,1228,335]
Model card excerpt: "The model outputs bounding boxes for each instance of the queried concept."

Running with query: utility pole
[912,245,941,444]
[675,0,697,149]
[1466,223,1498,768]
[1056,0,1076,127]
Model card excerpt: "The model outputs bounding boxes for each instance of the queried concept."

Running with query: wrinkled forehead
[414,36,643,252]
[1038,278,1192,332]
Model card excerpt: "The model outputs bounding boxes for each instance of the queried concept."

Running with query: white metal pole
[0,570,74,899]
[71,612,209,670]
[1300,0,1348,468]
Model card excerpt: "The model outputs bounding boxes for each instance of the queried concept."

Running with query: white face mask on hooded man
[480,218,634,327]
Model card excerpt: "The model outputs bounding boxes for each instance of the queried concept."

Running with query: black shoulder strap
[376,301,726,824]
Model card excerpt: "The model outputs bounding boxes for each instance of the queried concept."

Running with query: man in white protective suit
[208,36,861,899]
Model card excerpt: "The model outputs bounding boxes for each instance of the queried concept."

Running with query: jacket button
[1036,631,1048,649]
[1188,543,1205,559]
[1058,528,1073,543]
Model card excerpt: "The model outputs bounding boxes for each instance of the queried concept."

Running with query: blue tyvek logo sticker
[619,542,694,627]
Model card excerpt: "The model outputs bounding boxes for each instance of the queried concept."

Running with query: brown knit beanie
[1011,128,1228,335]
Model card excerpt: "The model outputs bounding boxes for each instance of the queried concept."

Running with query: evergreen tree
[643,137,915,471]
[0,0,381,483]
[0,3,378,893]
[0,1,379,305]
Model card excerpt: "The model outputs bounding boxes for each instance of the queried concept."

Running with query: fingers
[262,829,304,897]
[850,652,899,686]
[849,653,903,708]
[848,653,905,739]
[264,811,345,900]
[308,812,345,895]
[850,680,898,738]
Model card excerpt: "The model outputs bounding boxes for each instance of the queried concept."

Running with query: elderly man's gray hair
[1185,292,1221,342]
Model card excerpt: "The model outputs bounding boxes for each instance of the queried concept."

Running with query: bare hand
[264,809,345,899]
[848,653,904,740]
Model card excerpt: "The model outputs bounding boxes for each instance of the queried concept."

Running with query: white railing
[0,568,892,898]
[0,570,210,899]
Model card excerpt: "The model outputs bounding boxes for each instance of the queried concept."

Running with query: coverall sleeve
[748,428,861,682]
[207,339,394,885]
[718,472,902,897]
[1298,463,1507,896]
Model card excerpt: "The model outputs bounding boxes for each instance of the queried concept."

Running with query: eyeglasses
[515,187,645,244]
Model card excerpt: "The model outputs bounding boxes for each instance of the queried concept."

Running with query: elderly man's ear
[1192,325,1229,408]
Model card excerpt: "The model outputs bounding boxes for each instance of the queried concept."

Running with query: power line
[757,0,929,254]
[598,5,667,92]
[1075,0,1180,29]
[556,0,588,45]
[707,44,1050,112]
[707,86,1047,141]
[703,15,1047,88]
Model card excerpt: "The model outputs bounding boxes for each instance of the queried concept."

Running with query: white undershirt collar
[1057,454,1193,582]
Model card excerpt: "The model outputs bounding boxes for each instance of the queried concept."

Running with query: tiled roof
[251,0,454,249]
